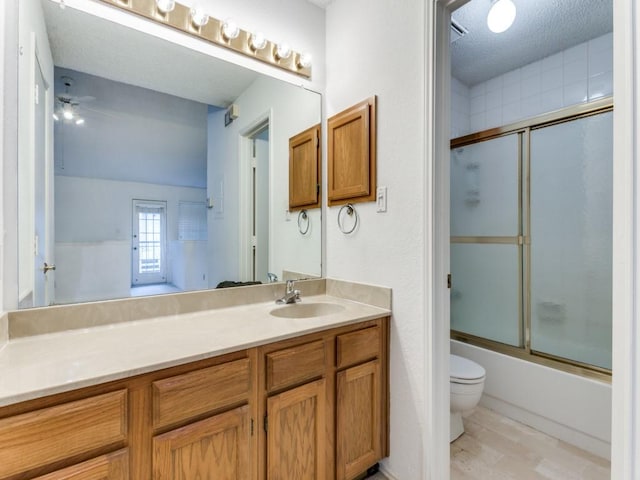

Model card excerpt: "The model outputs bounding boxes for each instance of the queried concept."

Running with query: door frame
[238,111,272,282]
[427,0,637,479]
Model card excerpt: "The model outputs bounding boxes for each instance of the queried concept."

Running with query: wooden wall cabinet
[289,124,321,211]
[0,318,389,480]
[328,97,377,206]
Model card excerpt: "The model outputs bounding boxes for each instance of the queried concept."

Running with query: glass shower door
[450,133,523,347]
[529,112,613,369]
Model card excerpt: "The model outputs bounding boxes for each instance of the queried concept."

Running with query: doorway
[240,118,271,283]
[132,200,167,286]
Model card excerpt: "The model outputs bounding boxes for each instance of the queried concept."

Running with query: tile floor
[451,406,611,479]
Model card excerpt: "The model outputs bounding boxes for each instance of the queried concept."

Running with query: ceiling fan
[54,76,95,125]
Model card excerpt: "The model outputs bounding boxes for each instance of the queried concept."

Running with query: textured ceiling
[451,0,613,86]
[42,0,259,108]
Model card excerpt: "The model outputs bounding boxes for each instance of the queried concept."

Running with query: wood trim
[328,97,377,206]
[0,390,127,479]
[31,449,129,480]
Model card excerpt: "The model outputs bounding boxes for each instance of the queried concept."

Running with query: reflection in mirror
[18,0,322,308]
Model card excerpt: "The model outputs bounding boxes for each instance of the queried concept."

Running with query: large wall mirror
[17,0,322,308]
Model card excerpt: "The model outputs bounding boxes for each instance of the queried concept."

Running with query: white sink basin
[270,302,345,319]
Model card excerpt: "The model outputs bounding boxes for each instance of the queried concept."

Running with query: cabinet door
[267,379,326,480]
[32,449,129,480]
[289,124,321,210]
[153,405,250,480]
[336,360,381,480]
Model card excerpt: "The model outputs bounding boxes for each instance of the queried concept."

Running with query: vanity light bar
[96,0,312,78]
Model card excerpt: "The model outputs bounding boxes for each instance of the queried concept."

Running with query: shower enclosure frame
[450,96,613,381]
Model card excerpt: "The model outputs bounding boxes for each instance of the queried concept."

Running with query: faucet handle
[286,280,295,293]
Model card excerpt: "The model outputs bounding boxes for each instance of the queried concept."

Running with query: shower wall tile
[563,80,588,106]
[452,32,612,137]
[589,71,613,101]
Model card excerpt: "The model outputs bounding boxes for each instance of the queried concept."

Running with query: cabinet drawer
[0,390,127,479]
[336,326,381,369]
[153,358,250,429]
[32,449,129,480]
[266,340,326,392]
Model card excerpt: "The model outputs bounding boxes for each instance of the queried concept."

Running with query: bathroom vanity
[0,280,390,480]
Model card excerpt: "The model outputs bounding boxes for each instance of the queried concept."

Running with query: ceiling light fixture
[221,19,240,41]
[75,118,85,125]
[53,113,60,121]
[95,0,311,78]
[63,109,74,120]
[155,0,175,14]
[190,6,208,28]
[487,0,516,33]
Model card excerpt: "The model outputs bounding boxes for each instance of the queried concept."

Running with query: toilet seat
[450,354,486,384]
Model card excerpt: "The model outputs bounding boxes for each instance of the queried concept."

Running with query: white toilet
[450,354,486,442]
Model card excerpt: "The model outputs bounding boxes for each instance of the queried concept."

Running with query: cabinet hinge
[447,273,452,289]
[250,418,254,436]
[263,414,268,432]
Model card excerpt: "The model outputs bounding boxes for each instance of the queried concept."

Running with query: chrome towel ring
[337,203,358,235]
[298,209,310,235]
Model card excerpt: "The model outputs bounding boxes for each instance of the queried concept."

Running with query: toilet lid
[450,354,486,381]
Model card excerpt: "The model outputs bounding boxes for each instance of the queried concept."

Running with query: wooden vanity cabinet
[31,450,130,480]
[258,318,389,480]
[335,326,385,480]
[0,318,389,480]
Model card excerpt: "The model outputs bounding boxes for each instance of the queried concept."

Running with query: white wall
[325,1,426,478]
[452,33,613,137]
[207,76,321,286]
[55,176,206,303]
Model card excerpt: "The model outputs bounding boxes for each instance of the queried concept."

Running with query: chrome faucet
[276,280,301,304]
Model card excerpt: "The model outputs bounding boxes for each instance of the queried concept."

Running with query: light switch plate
[376,186,387,212]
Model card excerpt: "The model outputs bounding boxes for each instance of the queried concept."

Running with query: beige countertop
[0,293,390,407]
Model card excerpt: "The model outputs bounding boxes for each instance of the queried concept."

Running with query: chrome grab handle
[43,262,56,274]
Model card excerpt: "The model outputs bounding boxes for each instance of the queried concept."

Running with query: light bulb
[249,31,267,51]
[52,113,60,121]
[155,0,175,14]
[297,52,312,69]
[190,6,209,27]
[487,0,516,33]
[221,19,240,40]
[75,118,85,125]
[275,42,291,61]
[63,109,74,120]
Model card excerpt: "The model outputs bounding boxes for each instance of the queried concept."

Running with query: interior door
[33,57,54,307]
[253,129,270,282]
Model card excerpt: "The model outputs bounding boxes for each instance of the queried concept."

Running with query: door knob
[43,262,56,274]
